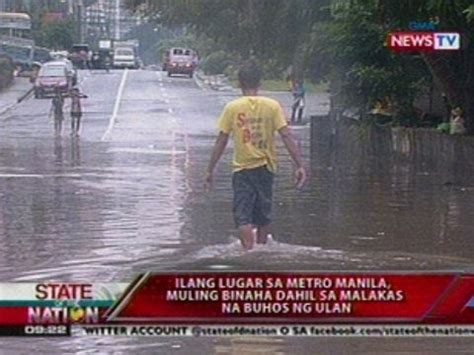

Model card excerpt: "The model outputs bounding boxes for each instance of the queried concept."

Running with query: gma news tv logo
[387,32,461,52]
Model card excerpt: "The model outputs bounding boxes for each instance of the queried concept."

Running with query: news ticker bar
[0,273,473,325]
[2,325,474,337]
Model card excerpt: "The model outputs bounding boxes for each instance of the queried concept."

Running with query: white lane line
[155,71,174,114]
[101,69,129,141]
[108,147,186,155]
[0,173,84,178]
[0,174,45,178]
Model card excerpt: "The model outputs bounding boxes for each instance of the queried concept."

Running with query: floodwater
[0,69,473,353]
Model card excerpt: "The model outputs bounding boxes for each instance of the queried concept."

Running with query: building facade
[84,0,141,42]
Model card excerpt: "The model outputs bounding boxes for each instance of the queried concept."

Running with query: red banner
[106,273,474,324]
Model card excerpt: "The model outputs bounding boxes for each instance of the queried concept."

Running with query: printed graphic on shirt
[217,96,287,172]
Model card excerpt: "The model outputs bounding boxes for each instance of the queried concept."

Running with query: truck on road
[113,40,139,69]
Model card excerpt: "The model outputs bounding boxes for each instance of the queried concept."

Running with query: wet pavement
[0,69,473,353]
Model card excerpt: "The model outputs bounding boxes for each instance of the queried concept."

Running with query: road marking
[0,102,17,117]
[0,174,45,178]
[101,69,128,141]
[108,147,186,155]
[0,173,83,178]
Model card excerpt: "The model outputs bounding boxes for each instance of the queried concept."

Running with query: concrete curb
[193,70,208,91]
[17,86,34,103]
[0,102,16,116]
[0,84,33,117]
[193,70,237,92]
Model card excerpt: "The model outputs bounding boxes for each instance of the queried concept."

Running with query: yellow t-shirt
[217,96,288,173]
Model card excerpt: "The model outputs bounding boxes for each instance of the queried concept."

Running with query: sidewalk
[193,70,236,92]
[194,70,330,119]
[0,77,33,116]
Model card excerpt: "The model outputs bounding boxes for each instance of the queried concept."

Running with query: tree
[355,0,474,132]
[306,1,431,123]
[125,0,330,75]
[34,20,76,50]
[126,0,474,132]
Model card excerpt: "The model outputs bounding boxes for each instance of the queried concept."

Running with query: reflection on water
[1,114,473,283]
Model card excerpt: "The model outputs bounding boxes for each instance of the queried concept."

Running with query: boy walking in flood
[205,61,307,250]
[70,87,88,137]
[50,87,64,136]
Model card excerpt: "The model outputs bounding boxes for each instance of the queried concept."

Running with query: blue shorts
[232,165,274,227]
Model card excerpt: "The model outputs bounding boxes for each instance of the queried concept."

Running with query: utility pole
[73,0,84,43]
[115,0,120,40]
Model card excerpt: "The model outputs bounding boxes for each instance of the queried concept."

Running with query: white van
[113,47,137,69]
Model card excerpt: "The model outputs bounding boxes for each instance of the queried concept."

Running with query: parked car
[34,61,73,98]
[164,47,196,77]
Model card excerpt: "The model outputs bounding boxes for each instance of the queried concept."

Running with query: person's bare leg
[256,224,271,244]
[54,119,60,136]
[239,224,254,250]
[76,116,81,136]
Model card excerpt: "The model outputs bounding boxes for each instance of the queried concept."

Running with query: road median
[0,77,34,116]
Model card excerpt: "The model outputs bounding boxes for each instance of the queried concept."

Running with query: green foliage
[308,3,430,122]
[437,122,451,134]
[200,50,236,75]
[127,0,474,130]
[129,0,329,68]
[155,32,216,61]
[464,5,474,23]
[34,21,76,50]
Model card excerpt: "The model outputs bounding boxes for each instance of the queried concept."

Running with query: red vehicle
[34,62,72,99]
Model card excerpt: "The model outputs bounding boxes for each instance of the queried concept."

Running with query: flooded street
[1,69,473,353]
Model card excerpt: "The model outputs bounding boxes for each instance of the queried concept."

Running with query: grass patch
[261,80,329,93]
[231,79,329,93]
[260,80,291,92]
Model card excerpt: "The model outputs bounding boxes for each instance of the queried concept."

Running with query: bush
[0,54,14,90]
[200,50,236,75]
[223,64,238,80]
